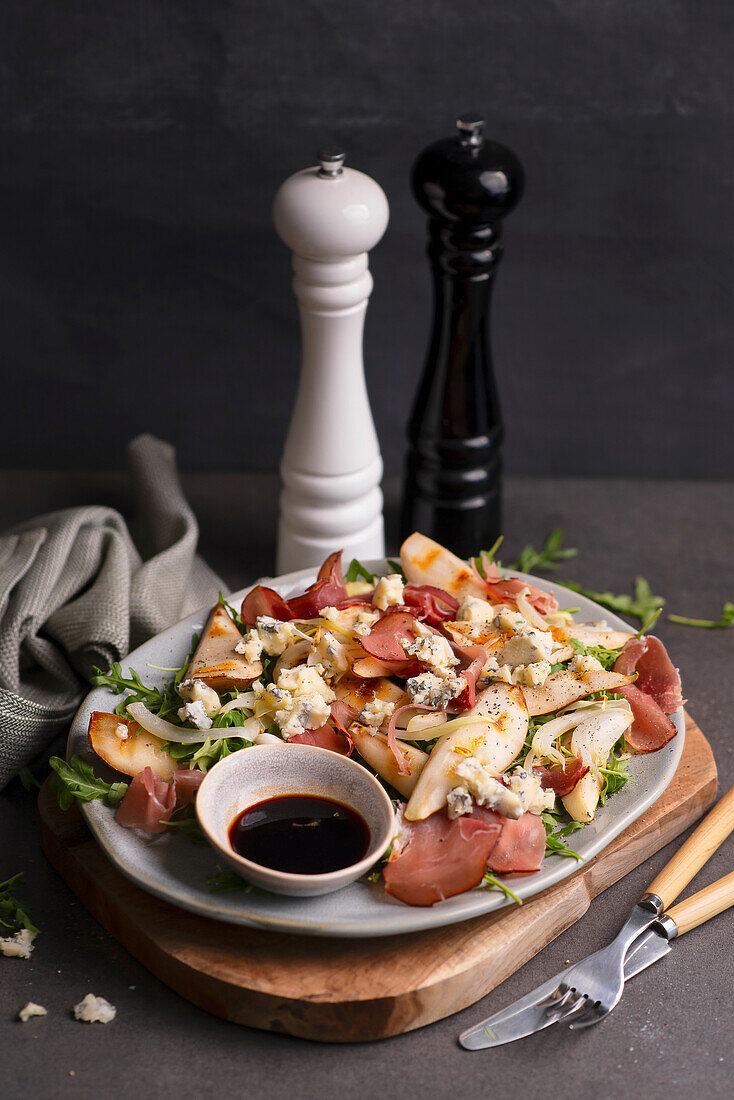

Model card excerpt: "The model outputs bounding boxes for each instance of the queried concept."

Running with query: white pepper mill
[273,149,389,573]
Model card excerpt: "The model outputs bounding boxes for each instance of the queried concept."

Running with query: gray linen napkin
[0,434,223,790]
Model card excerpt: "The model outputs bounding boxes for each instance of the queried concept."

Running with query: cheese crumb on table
[18,1002,47,1022]
[0,928,36,959]
[73,994,116,1024]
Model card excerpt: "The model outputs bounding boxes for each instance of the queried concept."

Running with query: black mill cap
[411,114,525,225]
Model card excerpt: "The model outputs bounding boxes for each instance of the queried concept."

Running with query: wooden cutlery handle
[646,785,734,909]
[666,870,734,936]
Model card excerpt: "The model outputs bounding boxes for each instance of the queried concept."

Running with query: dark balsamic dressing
[229,794,370,875]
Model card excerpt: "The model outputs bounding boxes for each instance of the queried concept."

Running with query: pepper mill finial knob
[273,151,389,573]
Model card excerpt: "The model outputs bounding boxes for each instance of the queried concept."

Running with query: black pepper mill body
[400,116,524,558]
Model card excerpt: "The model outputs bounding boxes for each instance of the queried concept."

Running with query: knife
[460,868,734,1049]
[459,784,734,1050]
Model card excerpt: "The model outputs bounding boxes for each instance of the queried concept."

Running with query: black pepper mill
[400,115,524,557]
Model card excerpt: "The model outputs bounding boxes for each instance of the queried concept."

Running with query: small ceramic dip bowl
[195,744,395,898]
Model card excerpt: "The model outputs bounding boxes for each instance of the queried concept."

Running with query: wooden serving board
[38,713,716,1043]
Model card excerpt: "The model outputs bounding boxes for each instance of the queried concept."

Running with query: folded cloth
[0,434,223,790]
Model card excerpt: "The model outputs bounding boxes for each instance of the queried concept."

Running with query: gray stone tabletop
[2,472,733,1100]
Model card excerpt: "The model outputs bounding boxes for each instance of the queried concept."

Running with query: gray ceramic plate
[67,563,685,938]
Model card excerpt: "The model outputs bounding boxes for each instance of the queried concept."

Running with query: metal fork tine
[568,1002,605,1030]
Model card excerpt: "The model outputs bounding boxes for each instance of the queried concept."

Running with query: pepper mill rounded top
[411,115,524,226]
[273,149,389,260]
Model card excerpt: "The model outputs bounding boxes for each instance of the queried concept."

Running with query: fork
[540,783,734,1030]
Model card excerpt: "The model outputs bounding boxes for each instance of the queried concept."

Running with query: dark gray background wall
[1,1,732,477]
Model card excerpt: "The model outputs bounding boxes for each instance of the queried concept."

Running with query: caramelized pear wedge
[334,675,409,712]
[352,655,399,678]
[188,602,261,692]
[520,669,636,716]
[400,532,487,600]
[405,683,529,822]
[349,724,427,798]
[565,626,634,650]
[562,770,604,824]
[88,712,176,781]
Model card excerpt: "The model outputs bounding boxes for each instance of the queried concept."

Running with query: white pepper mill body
[273,151,389,573]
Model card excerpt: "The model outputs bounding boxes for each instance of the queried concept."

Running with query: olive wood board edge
[37,712,716,1043]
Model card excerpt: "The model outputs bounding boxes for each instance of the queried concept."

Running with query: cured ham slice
[449,643,486,711]
[402,585,459,626]
[383,807,503,907]
[474,559,559,615]
[359,610,418,662]
[289,725,352,755]
[485,812,546,874]
[613,636,683,714]
[617,684,677,753]
[115,767,176,834]
[288,700,357,756]
[287,550,348,617]
[241,586,294,626]
[533,757,589,797]
[173,768,205,806]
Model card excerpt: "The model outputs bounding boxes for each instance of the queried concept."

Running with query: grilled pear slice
[562,770,604,823]
[566,626,634,650]
[400,532,487,600]
[88,712,176,781]
[188,602,261,692]
[349,724,427,798]
[520,669,636,716]
[404,683,529,822]
[334,675,409,712]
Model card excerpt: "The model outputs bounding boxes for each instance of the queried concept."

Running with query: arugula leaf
[599,736,631,805]
[90,633,199,723]
[218,591,244,629]
[668,602,734,629]
[161,736,254,772]
[386,559,406,581]
[49,755,128,811]
[541,810,584,860]
[205,869,266,894]
[511,528,578,575]
[563,576,665,626]
[471,535,505,578]
[17,766,42,791]
[637,607,663,638]
[481,873,523,904]
[165,806,208,845]
[0,873,39,935]
[345,558,375,584]
[568,636,623,671]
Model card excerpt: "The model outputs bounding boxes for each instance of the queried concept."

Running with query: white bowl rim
[195,743,396,884]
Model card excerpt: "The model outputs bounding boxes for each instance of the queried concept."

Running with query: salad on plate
[70,532,683,908]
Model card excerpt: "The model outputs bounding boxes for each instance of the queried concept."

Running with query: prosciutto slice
[289,700,358,756]
[449,643,487,711]
[115,767,176,834]
[289,725,352,755]
[402,585,459,626]
[359,610,418,662]
[617,684,678,753]
[486,812,546,874]
[533,757,589,797]
[472,559,559,615]
[173,768,205,807]
[241,585,294,626]
[286,550,348,617]
[383,807,503,907]
[613,636,683,714]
